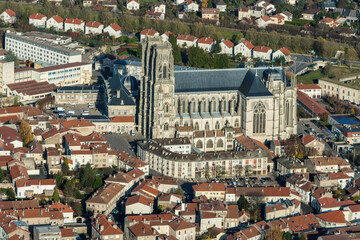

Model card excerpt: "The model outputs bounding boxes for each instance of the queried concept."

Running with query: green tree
[4,50,19,68]
[212,41,221,54]
[93,176,103,190]
[169,34,182,64]
[53,189,60,202]
[282,232,292,240]
[80,163,96,188]
[63,180,74,197]
[6,188,15,200]
[55,173,65,189]
[0,169,5,182]
[238,196,250,211]
[300,234,306,240]
[61,158,70,175]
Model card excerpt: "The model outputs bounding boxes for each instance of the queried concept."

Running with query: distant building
[33,225,61,240]
[197,37,215,52]
[85,21,104,35]
[29,13,47,28]
[103,24,122,38]
[272,47,291,62]
[55,85,103,105]
[127,0,140,10]
[46,15,63,31]
[64,18,85,32]
[297,84,321,98]
[219,40,234,55]
[5,31,82,65]
[252,46,272,60]
[301,9,318,20]
[202,8,220,22]
[216,0,227,12]
[0,9,16,24]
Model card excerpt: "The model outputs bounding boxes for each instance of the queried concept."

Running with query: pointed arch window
[253,102,266,134]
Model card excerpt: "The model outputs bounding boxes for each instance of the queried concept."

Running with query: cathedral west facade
[139,38,297,149]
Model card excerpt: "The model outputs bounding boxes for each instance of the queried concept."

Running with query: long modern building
[14,62,92,86]
[5,31,82,65]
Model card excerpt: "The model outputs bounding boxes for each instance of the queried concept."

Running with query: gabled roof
[198,37,215,45]
[5,9,15,17]
[279,47,291,56]
[253,45,271,52]
[29,13,46,20]
[92,214,123,236]
[125,195,153,207]
[86,21,103,28]
[141,29,159,36]
[316,210,346,223]
[177,34,198,41]
[193,183,226,192]
[129,222,158,236]
[222,40,234,48]
[109,23,121,31]
[50,15,63,23]
[169,218,195,231]
[64,18,84,25]
[297,84,321,90]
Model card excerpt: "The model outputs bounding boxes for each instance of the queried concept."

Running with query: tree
[169,34,182,64]
[4,50,19,68]
[0,169,5,182]
[19,120,34,146]
[265,226,282,240]
[282,232,292,240]
[80,163,96,188]
[238,196,250,211]
[202,0,208,8]
[53,189,60,202]
[93,176,103,190]
[212,41,221,54]
[6,188,15,200]
[55,173,65,189]
[61,158,70,176]
[300,234,306,240]
[63,179,74,197]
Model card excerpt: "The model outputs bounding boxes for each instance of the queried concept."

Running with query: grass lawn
[297,69,324,84]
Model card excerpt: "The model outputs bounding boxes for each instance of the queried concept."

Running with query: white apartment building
[14,62,92,86]
[5,31,82,65]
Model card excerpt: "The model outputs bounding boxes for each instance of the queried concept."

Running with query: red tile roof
[51,15,63,23]
[169,218,195,231]
[86,21,103,28]
[253,45,272,53]
[242,40,254,50]
[297,84,321,90]
[177,34,198,42]
[141,29,159,36]
[129,222,158,237]
[6,80,56,96]
[319,17,334,23]
[29,13,46,20]
[280,47,291,56]
[60,118,94,128]
[198,37,214,45]
[297,90,329,116]
[92,214,123,236]
[61,228,76,238]
[193,183,226,192]
[302,134,316,145]
[5,9,15,17]
[64,18,84,25]
[316,210,346,223]
[111,116,135,123]
[126,195,153,207]
[223,40,234,48]
[110,23,121,31]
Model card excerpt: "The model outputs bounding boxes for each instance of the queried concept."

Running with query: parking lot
[46,103,102,118]
[298,119,337,156]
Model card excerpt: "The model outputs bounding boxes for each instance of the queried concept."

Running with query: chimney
[117,90,120,98]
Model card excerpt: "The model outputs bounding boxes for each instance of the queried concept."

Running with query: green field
[297,69,324,84]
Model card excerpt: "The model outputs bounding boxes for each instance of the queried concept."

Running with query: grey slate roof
[57,85,100,93]
[174,67,287,97]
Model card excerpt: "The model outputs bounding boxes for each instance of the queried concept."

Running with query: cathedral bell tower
[139,37,176,139]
